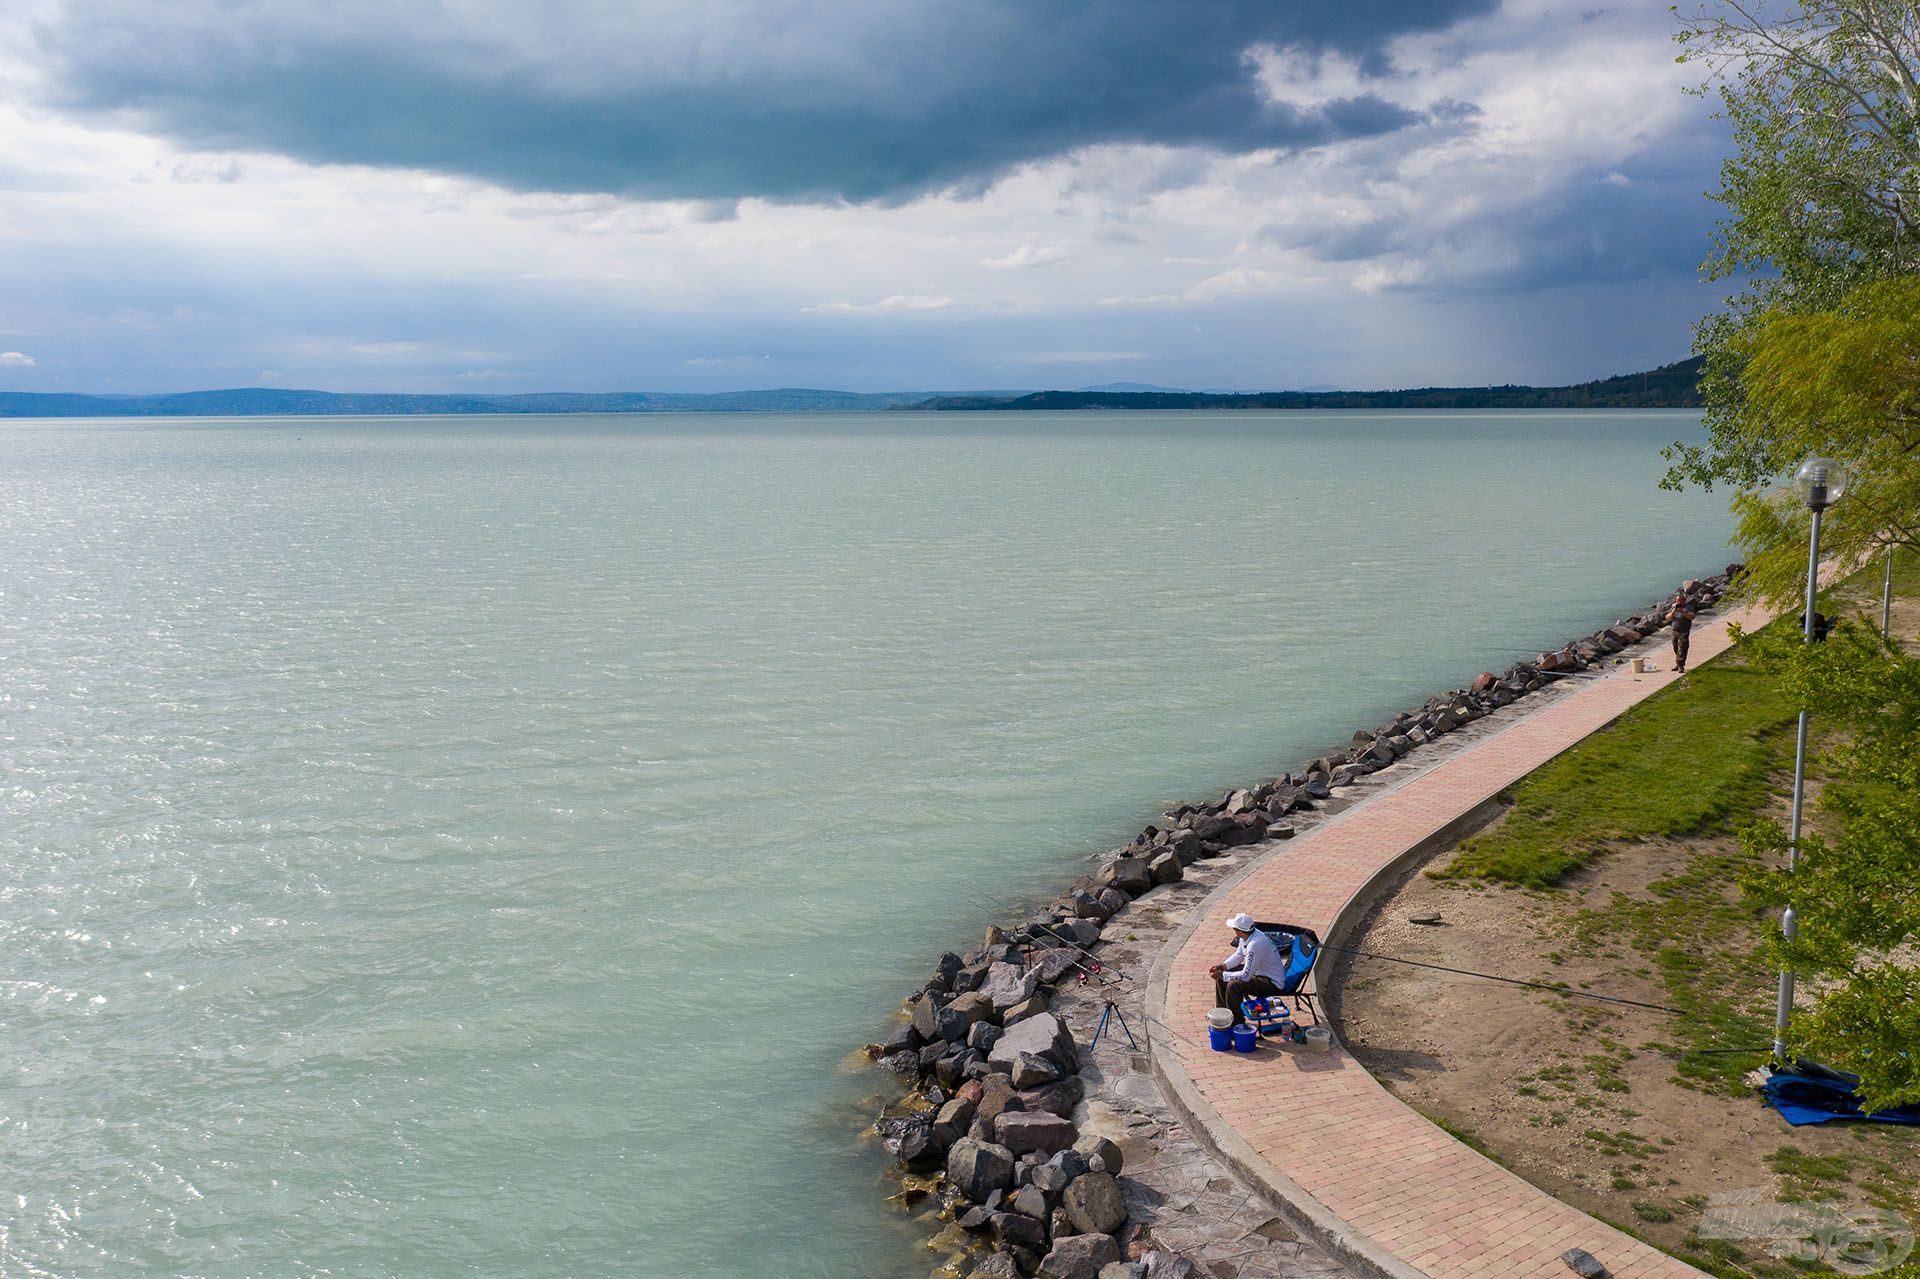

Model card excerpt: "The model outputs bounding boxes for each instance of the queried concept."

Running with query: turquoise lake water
[0,411,1731,1277]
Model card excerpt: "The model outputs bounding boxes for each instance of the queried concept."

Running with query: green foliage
[1737,617,1920,1109]
[1721,276,1920,607]
[1666,1,1920,603]
[1437,660,1798,887]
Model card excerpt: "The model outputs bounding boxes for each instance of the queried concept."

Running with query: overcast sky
[0,1,1730,395]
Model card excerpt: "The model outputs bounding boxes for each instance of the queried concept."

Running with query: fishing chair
[1238,922,1323,1030]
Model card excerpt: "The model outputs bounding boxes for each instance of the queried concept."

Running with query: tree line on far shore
[914,357,1705,411]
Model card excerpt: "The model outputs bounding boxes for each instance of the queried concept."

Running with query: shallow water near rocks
[0,410,1728,1277]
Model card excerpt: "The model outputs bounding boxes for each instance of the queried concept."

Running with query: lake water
[0,411,1729,1277]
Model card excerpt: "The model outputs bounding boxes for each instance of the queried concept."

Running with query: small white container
[1303,1026,1333,1053]
[1629,657,1647,674]
[1207,1008,1234,1030]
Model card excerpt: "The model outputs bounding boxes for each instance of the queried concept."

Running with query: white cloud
[0,350,35,365]
[802,294,954,314]
[982,244,1065,269]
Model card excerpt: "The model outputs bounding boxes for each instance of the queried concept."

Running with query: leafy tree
[1718,275,1920,605]
[1665,1,1920,603]
[1737,616,1920,1110]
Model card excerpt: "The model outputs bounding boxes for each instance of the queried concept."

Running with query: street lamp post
[1885,549,1895,639]
[1773,456,1849,1067]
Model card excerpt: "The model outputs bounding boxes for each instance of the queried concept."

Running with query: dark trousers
[1672,629,1691,672]
[1215,974,1283,1024]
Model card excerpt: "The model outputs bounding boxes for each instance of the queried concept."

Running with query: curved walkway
[1148,604,1766,1279]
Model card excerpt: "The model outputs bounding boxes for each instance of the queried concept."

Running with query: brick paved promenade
[1148,603,1767,1279]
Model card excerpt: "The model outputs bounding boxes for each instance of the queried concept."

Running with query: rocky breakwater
[865,570,1738,1279]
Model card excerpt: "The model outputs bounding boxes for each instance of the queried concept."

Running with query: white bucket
[1303,1026,1333,1053]
[1628,657,1647,674]
[1206,1008,1234,1030]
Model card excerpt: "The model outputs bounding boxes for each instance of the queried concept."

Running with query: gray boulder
[988,1012,1079,1075]
[1097,856,1152,895]
[967,1021,1003,1054]
[1021,1076,1083,1118]
[1100,1265,1148,1279]
[946,1138,1015,1203]
[910,993,945,1040]
[1002,994,1049,1024]
[1039,1233,1121,1279]
[936,1006,972,1043]
[1045,1148,1089,1181]
[975,1076,1025,1125]
[994,1111,1078,1156]
[932,1098,976,1148]
[1009,1185,1049,1219]
[981,962,1041,1014]
[1146,851,1182,885]
[947,991,995,1026]
[1010,1052,1061,1089]
[1073,1134,1124,1176]
[990,1210,1048,1251]
[1027,947,1081,984]
[1063,1171,1127,1234]
[968,1253,1022,1279]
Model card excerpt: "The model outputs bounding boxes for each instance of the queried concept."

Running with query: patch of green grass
[1765,1146,1852,1182]
[1632,1199,1675,1223]
[1433,659,1799,887]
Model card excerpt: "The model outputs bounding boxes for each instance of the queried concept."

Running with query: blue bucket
[1207,1025,1234,1052]
[1232,1023,1258,1053]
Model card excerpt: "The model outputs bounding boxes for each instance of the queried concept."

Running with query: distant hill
[0,359,1704,418]
[917,357,1706,411]
[1073,381,1193,393]
[0,386,1007,418]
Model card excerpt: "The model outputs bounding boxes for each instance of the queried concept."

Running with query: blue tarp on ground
[1763,1071,1920,1127]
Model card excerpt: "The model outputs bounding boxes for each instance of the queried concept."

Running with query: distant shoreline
[0,358,1704,418]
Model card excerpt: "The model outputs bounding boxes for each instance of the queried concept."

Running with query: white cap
[1227,912,1255,932]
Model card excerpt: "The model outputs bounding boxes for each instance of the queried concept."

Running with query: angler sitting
[1209,911,1288,1025]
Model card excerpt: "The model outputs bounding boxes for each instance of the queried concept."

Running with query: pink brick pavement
[1151,604,1769,1279]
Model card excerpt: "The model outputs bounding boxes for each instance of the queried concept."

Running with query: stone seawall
[863,568,1741,1279]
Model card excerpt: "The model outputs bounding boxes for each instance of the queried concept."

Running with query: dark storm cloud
[31,0,1496,203]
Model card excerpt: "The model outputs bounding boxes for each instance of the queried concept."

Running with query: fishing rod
[1330,943,1685,1015]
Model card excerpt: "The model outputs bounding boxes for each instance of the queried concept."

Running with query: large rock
[947,991,996,1026]
[1219,819,1265,847]
[1003,994,1049,1024]
[1039,1233,1121,1279]
[1073,1134,1124,1176]
[990,1210,1048,1251]
[936,1006,973,1043]
[1051,919,1101,948]
[932,1098,976,1148]
[946,1138,1015,1203]
[1009,1185,1049,1220]
[989,1012,1079,1075]
[1010,1052,1061,1089]
[969,1253,1022,1278]
[1063,1172,1127,1234]
[1146,851,1182,885]
[981,962,1041,1014]
[1097,856,1152,895]
[911,993,947,1040]
[994,1111,1078,1156]
[976,1076,1025,1125]
[1027,948,1082,984]
[1020,1076,1084,1118]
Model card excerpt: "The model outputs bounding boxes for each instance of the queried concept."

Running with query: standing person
[1669,594,1697,674]
[1208,912,1289,1025]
